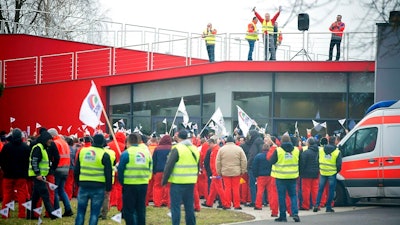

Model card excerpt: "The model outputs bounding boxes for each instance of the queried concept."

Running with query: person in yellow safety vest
[313,136,342,213]
[162,130,200,225]
[74,134,112,225]
[245,17,259,61]
[269,134,301,222]
[48,128,74,217]
[100,147,116,220]
[117,133,152,225]
[253,6,282,61]
[202,23,217,62]
[27,130,57,220]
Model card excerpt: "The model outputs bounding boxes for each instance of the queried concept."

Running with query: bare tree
[0,0,110,43]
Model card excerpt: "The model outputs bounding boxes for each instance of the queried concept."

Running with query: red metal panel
[76,49,111,79]
[152,53,187,69]
[4,58,37,87]
[114,48,148,74]
[40,53,74,83]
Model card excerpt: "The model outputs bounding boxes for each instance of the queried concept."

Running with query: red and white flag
[79,81,104,129]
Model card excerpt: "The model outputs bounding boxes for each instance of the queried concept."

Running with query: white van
[335,100,400,205]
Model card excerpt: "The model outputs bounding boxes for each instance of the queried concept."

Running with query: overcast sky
[99,0,370,34]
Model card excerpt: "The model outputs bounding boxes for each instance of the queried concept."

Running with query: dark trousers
[28,178,54,219]
[206,44,215,62]
[170,183,196,225]
[122,184,148,225]
[248,40,256,61]
[328,38,342,60]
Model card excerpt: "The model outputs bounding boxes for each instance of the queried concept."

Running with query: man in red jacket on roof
[253,6,282,61]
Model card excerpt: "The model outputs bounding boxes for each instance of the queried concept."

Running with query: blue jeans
[248,170,257,204]
[276,179,298,218]
[170,183,196,225]
[54,173,72,212]
[315,174,337,210]
[206,44,215,62]
[247,40,256,60]
[75,187,105,225]
[122,184,148,225]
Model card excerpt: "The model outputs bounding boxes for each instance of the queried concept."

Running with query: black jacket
[241,130,264,169]
[0,135,30,178]
[299,144,319,178]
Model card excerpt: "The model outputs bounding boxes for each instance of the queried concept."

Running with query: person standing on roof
[327,15,345,61]
[245,17,259,61]
[253,6,282,61]
[202,23,217,62]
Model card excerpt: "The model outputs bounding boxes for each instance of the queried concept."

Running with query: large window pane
[274,93,346,118]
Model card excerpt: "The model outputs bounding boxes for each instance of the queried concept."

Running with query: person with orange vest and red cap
[253,6,282,61]
[48,128,73,217]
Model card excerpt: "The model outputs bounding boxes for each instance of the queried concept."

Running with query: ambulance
[335,100,400,205]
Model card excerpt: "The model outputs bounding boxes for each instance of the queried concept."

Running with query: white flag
[210,107,227,136]
[22,200,32,210]
[118,119,125,127]
[79,81,104,129]
[111,213,122,223]
[177,97,189,126]
[33,206,43,215]
[237,105,254,137]
[338,118,346,125]
[67,125,72,134]
[38,217,43,225]
[113,121,119,128]
[312,120,323,132]
[57,126,62,132]
[10,117,15,123]
[5,201,15,211]
[320,122,327,128]
[171,124,177,129]
[51,208,62,218]
[162,118,167,124]
[295,121,299,135]
[0,207,9,217]
[36,123,42,129]
[48,182,58,191]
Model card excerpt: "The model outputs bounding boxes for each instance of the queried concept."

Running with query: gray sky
[100,0,368,34]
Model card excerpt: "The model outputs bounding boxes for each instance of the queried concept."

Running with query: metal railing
[1,16,377,88]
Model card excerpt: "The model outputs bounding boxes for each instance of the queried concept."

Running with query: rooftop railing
[1,16,377,87]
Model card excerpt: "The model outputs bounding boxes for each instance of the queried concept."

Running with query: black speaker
[298,13,309,31]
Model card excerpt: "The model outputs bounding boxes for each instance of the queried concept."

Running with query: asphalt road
[228,203,400,225]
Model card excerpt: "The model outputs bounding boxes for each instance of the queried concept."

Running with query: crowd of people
[0,125,343,224]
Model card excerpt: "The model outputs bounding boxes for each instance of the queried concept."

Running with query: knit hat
[178,130,188,140]
[92,134,105,147]
[47,128,58,137]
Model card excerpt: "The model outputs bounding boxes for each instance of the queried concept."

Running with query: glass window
[274,92,346,118]
[340,127,378,157]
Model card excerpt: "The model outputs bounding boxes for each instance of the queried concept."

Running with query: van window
[341,127,378,157]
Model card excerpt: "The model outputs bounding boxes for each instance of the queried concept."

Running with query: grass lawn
[1,198,255,225]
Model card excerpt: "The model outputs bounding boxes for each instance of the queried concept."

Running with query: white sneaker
[167,212,172,217]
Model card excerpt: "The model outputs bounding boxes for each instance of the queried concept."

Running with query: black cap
[92,134,105,147]
[178,130,188,140]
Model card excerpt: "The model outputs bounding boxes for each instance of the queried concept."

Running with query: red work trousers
[110,174,123,211]
[65,169,75,200]
[205,177,227,207]
[255,176,278,215]
[301,178,319,209]
[2,178,29,218]
[197,172,209,199]
[145,175,154,206]
[240,173,251,204]
[194,183,201,211]
[222,176,241,208]
[152,172,170,207]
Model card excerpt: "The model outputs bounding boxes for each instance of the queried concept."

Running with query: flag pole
[168,109,179,135]
[199,117,213,136]
[101,108,121,156]
[165,121,168,134]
